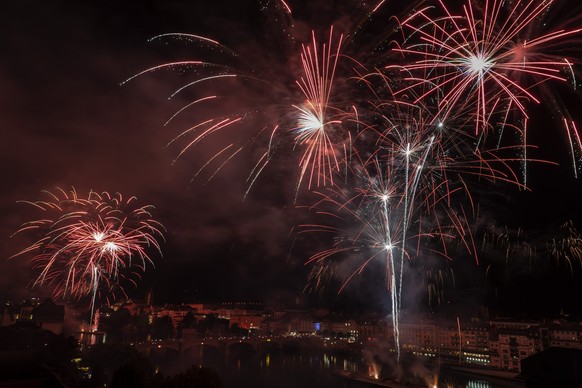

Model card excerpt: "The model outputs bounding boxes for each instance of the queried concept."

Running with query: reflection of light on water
[323,352,359,373]
[466,380,490,388]
[158,347,374,385]
[428,373,438,388]
[77,331,105,346]
[368,363,381,380]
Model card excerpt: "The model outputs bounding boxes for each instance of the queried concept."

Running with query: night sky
[2,0,582,316]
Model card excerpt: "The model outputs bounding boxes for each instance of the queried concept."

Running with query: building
[459,324,490,366]
[399,322,437,356]
[229,312,264,330]
[548,323,582,349]
[288,316,318,335]
[491,329,538,371]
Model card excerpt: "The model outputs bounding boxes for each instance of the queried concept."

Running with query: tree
[161,365,223,388]
[110,355,155,388]
[100,307,132,342]
[152,315,174,340]
[181,311,196,328]
[85,343,154,387]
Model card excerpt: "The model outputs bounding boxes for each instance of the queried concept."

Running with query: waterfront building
[259,316,279,334]
[548,322,582,349]
[229,311,265,330]
[399,322,437,356]
[490,329,537,371]
[320,318,358,338]
[358,319,379,339]
[288,316,318,335]
[436,324,461,362]
[459,323,490,366]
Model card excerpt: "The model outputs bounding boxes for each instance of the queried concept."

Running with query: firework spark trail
[564,118,582,178]
[381,196,400,357]
[10,188,164,323]
[279,0,292,15]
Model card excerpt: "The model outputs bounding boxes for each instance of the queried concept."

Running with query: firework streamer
[11,188,164,323]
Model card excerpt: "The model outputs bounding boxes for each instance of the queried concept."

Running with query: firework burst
[292,27,350,189]
[392,0,581,145]
[11,188,164,321]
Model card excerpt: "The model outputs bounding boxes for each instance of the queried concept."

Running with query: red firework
[392,0,581,135]
[11,188,164,319]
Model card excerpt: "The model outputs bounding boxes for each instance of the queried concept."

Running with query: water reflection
[151,346,523,388]
[466,380,490,388]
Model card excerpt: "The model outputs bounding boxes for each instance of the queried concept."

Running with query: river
[149,345,525,388]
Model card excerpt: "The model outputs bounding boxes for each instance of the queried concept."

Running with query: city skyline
[2,0,582,320]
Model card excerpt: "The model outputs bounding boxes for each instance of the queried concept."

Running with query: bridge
[134,335,354,357]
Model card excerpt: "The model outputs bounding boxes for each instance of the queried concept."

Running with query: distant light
[385,244,393,251]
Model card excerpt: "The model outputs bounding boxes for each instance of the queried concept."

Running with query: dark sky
[1,0,582,315]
